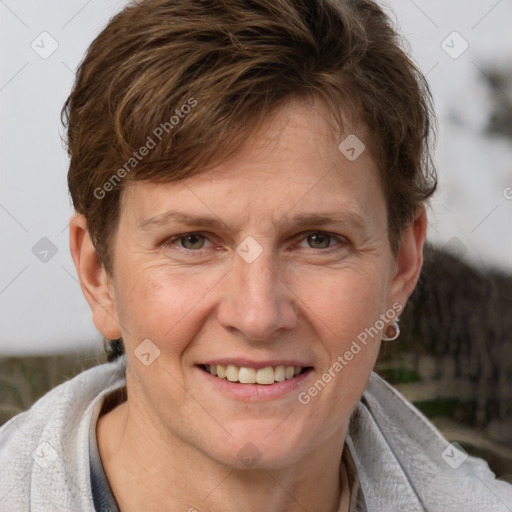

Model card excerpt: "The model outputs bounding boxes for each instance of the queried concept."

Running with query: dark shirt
[89,389,123,512]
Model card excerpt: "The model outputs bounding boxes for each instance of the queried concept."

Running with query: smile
[200,364,311,385]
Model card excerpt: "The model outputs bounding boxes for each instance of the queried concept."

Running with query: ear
[388,206,427,310]
[69,214,122,340]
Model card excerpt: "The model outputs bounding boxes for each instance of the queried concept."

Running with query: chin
[205,427,310,471]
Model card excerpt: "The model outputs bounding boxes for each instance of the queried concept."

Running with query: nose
[216,249,298,342]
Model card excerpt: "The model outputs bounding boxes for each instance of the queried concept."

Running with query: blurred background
[1,0,511,482]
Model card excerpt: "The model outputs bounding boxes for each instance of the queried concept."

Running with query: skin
[70,97,427,512]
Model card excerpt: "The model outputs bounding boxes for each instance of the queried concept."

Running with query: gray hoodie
[0,355,511,511]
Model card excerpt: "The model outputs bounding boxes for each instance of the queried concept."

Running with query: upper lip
[198,359,313,370]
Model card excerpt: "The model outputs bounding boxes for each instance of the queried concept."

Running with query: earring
[382,319,400,341]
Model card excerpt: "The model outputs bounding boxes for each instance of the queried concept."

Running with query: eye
[166,233,214,251]
[163,230,347,255]
[298,231,347,250]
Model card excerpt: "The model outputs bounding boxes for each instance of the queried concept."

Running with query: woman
[1,0,511,510]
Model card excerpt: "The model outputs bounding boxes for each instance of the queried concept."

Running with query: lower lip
[195,365,313,402]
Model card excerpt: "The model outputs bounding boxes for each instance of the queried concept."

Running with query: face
[89,98,418,470]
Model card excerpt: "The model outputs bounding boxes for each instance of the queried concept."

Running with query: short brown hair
[62,0,436,274]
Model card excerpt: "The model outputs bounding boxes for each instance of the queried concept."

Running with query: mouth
[198,363,313,385]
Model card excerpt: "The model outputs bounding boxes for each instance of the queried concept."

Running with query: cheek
[294,261,388,334]
[292,266,386,394]
[113,262,224,351]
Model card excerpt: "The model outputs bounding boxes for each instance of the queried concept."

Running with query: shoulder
[346,371,512,512]
[0,356,126,511]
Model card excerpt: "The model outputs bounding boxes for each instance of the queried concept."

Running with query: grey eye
[307,233,333,249]
[179,234,206,250]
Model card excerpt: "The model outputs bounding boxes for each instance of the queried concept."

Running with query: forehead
[119,98,384,231]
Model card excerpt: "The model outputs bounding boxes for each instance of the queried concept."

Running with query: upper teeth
[206,364,303,385]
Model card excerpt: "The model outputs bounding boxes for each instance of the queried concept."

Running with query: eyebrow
[137,210,368,233]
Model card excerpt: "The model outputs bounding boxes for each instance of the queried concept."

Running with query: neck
[97,399,350,512]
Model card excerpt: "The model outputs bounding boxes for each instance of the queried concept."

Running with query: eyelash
[163,231,348,255]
